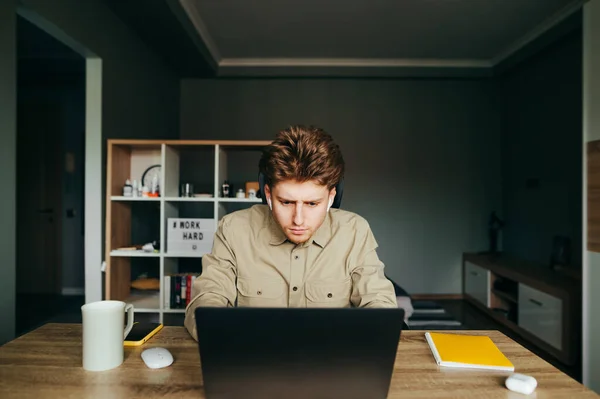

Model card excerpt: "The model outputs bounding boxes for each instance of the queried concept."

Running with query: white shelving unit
[162,197,215,202]
[110,250,160,257]
[110,196,160,201]
[104,140,270,324]
[217,198,262,203]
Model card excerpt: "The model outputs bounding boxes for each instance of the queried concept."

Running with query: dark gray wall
[0,0,17,345]
[499,29,582,268]
[19,0,181,143]
[18,15,86,294]
[0,0,180,341]
[180,78,502,294]
[17,15,86,292]
[19,0,181,262]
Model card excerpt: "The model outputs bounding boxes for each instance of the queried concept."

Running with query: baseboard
[62,287,85,296]
[411,294,464,300]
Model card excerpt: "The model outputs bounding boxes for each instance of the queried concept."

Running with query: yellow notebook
[425,332,514,371]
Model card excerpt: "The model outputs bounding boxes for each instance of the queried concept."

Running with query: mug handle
[123,304,134,339]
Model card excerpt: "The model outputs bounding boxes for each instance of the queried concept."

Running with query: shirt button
[327,293,333,298]
[257,290,262,295]
[292,286,298,291]
[294,255,299,260]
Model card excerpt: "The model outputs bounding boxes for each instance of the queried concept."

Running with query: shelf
[126,290,160,311]
[164,252,209,258]
[111,196,160,201]
[218,198,262,203]
[163,197,215,202]
[492,289,518,304]
[110,250,160,257]
[132,308,161,313]
[163,309,186,313]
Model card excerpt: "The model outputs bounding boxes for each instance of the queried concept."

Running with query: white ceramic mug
[81,300,134,371]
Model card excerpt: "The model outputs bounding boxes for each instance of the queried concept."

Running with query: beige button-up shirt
[184,204,397,340]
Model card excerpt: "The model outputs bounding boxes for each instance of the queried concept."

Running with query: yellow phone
[124,322,163,347]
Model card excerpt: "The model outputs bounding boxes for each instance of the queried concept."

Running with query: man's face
[265,179,336,244]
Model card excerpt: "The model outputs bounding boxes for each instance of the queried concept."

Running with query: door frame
[84,58,102,303]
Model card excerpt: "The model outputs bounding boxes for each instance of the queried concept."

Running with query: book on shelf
[164,273,200,310]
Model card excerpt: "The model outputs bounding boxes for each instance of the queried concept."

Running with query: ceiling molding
[491,0,587,66]
[219,58,492,68]
[178,0,221,63]
[217,65,494,79]
[217,58,493,78]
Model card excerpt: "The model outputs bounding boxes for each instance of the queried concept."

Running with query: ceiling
[108,0,586,78]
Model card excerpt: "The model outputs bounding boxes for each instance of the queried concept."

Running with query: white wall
[180,78,502,294]
[583,0,600,392]
[0,0,17,345]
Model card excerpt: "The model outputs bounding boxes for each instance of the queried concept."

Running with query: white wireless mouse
[141,347,174,369]
[505,373,537,395]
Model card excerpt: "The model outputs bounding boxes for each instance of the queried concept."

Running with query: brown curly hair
[259,125,345,189]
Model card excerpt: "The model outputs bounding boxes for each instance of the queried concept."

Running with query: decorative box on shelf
[167,218,215,256]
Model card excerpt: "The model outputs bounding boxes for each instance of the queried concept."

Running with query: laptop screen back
[195,307,404,399]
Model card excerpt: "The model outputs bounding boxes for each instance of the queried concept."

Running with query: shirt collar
[269,210,333,248]
[310,212,332,248]
[269,213,288,245]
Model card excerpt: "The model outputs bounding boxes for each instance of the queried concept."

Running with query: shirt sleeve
[184,217,237,341]
[350,219,398,309]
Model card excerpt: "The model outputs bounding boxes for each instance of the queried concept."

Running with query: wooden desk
[0,324,596,398]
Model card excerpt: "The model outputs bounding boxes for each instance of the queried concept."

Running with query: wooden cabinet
[518,283,563,351]
[104,139,270,325]
[464,261,489,307]
[462,253,580,367]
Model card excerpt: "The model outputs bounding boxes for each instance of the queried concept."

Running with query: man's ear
[264,184,272,210]
[327,187,337,211]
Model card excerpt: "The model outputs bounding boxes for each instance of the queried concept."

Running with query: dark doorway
[16,16,85,334]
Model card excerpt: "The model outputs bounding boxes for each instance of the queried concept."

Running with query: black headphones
[258,172,344,209]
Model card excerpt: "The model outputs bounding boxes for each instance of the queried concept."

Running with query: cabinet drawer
[518,284,562,350]
[464,262,489,307]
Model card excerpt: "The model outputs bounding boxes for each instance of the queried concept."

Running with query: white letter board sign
[167,218,215,255]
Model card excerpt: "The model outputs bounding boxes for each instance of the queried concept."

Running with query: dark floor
[15,295,580,382]
[436,299,581,382]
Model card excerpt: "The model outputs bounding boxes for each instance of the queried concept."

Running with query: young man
[184,125,397,340]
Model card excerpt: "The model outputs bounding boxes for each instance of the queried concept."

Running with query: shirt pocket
[236,277,286,307]
[305,278,352,308]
